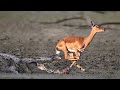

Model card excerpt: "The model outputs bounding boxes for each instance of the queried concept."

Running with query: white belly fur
[68,49,75,52]
[68,49,82,52]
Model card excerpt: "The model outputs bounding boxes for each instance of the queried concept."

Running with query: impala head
[90,21,105,33]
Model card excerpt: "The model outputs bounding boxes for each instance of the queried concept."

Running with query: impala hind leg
[62,61,85,74]
[63,48,69,60]
[70,61,85,72]
[62,61,77,74]
[74,49,80,60]
[74,62,85,72]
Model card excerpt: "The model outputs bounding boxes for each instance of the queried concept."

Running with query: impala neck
[85,28,96,45]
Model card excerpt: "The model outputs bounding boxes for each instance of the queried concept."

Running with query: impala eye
[96,25,98,27]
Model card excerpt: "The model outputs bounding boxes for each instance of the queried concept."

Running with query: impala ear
[91,21,95,27]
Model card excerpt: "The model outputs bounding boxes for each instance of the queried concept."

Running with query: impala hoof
[74,57,79,60]
[81,68,85,72]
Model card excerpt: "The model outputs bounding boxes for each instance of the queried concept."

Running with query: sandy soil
[0,11,120,79]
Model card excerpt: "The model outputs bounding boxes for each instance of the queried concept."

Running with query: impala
[55,21,106,73]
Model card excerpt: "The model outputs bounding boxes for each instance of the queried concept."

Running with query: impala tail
[53,47,61,60]
[56,47,60,55]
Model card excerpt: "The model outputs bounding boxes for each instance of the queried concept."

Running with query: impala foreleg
[62,48,69,60]
[69,61,85,72]
[79,48,85,52]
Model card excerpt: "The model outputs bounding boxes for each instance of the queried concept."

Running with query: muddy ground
[0,11,120,79]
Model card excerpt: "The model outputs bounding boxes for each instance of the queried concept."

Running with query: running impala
[55,21,106,73]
